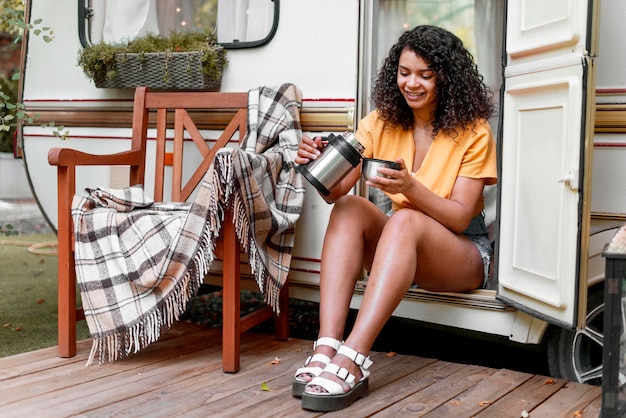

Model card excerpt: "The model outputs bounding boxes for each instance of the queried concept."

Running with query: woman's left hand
[366,158,413,195]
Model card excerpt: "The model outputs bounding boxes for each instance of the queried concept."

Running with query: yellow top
[356,110,497,215]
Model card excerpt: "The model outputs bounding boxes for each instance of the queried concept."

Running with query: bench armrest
[48,148,143,167]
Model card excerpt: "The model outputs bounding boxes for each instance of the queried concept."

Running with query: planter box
[96,50,225,90]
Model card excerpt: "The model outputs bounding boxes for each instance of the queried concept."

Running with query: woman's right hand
[295,135,326,165]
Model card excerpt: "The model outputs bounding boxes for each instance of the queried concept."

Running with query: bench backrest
[130,86,248,202]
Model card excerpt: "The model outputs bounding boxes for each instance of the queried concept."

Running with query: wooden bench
[47,86,290,373]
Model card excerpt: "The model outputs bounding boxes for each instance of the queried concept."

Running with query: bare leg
[296,195,387,381]
[306,208,484,393]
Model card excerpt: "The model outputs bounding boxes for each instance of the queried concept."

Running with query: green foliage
[0,73,68,148]
[0,0,25,37]
[77,30,227,86]
[0,0,54,43]
[0,2,64,154]
[0,74,22,153]
[0,223,18,236]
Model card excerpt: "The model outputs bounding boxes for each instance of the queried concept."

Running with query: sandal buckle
[337,345,373,370]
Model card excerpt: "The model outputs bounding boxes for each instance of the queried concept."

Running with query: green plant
[0,1,66,145]
[77,30,227,87]
[0,0,54,42]
[0,74,19,153]
[0,223,18,236]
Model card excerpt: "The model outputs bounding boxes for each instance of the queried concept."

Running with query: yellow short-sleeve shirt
[356,110,497,216]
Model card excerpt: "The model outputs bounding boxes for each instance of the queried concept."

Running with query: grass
[0,233,90,357]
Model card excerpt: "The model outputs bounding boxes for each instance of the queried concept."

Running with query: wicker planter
[95,49,225,90]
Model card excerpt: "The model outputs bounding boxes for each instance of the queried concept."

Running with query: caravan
[16,0,626,385]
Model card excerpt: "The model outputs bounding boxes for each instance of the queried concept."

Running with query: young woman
[292,25,497,412]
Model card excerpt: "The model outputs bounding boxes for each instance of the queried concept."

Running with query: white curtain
[377,0,408,69]
[92,0,199,44]
[101,0,160,43]
[475,0,503,112]
[474,0,503,229]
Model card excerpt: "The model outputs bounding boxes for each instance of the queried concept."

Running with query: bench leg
[220,210,291,371]
[57,165,77,357]
[274,281,290,341]
[58,253,77,357]
[222,213,240,373]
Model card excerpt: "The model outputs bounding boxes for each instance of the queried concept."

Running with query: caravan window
[79,0,279,48]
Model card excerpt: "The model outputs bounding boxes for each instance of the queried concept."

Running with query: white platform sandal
[292,337,342,397]
[301,345,373,412]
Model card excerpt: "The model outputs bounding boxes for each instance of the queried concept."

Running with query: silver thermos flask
[297,132,365,196]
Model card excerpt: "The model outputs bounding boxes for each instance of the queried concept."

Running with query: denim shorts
[463,213,492,288]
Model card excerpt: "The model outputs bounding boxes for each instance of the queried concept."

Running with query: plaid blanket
[72,83,304,365]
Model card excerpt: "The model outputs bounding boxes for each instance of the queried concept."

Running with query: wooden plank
[177,350,408,418]
[581,393,603,417]
[320,359,466,417]
[527,382,602,418]
[239,353,464,417]
[426,368,534,417]
[1,326,224,410]
[0,321,207,380]
[474,375,568,417]
[0,339,93,380]
[368,364,496,417]
[79,334,307,417]
[1,324,214,385]
[2,325,272,415]
[0,321,605,418]
[144,338,316,418]
[1,347,222,416]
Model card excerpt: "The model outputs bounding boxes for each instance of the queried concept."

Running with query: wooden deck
[1,322,602,417]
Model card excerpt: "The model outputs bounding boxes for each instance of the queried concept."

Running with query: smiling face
[397,48,438,116]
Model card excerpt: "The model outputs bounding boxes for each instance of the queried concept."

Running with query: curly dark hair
[371,25,495,137]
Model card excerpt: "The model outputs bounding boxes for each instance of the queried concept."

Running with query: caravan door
[497,0,599,329]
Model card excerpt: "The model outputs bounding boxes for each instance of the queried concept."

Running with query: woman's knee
[332,195,366,213]
[328,196,386,239]
[330,195,382,222]
[385,209,431,235]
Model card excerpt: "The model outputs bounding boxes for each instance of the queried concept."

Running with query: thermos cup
[297,132,365,196]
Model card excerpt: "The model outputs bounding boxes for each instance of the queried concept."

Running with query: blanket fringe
[214,151,284,313]
[86,253,204,366]
[216,155,256,306]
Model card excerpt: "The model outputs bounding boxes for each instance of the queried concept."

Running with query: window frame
[77,0,280,49]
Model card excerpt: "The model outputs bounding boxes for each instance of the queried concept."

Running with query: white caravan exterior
[15,0,626,385]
